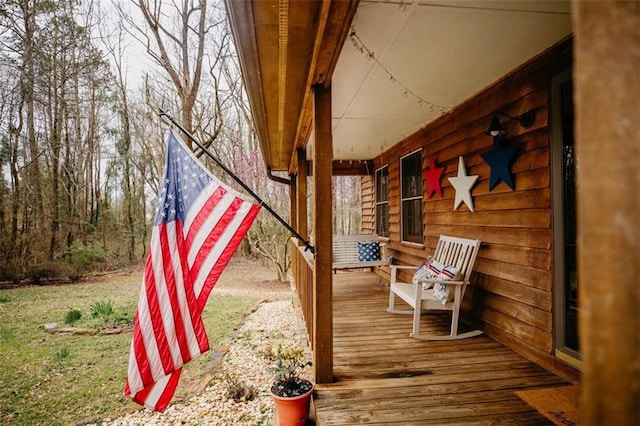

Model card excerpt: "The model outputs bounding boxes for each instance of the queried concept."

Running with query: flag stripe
[175,224,210,355]
[136,270,164,382]
[190,197,244,284]
[163,223,192,363]
[146,228,175,375]
[185,187,233,266]
[194,203,259,307]
[184,184,226,236]
[196,203,261,307]
[157,222,186,369]
[168,222,202,361]
[154,370,182,412]
[125,322,144,394]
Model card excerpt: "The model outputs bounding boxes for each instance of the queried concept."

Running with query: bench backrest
[433,235,481,284]
[333,234,381,264]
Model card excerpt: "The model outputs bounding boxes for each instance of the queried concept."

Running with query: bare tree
[121,0,209,142]
[100,7,138,262]
[333,176,362,235]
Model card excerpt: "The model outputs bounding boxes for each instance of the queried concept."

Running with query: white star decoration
[448,156,479,212]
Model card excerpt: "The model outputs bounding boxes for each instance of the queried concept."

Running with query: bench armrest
[390,265,420,271]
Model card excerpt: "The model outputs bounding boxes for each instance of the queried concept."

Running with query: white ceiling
[327,0,572,160]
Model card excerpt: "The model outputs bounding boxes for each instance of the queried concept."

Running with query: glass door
[551,68,580,366]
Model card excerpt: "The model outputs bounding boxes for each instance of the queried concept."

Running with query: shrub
[27,262,66,285]
[57,244,106,280]
[65,309,82,324]
[90,300,114,318]
[0,264,20,284]
[224,374,258,402]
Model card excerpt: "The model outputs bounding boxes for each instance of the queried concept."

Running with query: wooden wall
[362,37,578,381]
[361,175,375,233]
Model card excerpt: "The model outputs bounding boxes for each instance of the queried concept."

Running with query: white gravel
[100,299,307,426]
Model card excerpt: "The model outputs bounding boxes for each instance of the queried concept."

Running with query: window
[401,150,423,243]
[375,166,389,237]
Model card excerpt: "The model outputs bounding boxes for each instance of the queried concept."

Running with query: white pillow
[433,265,461,304]
[412,258,443,290]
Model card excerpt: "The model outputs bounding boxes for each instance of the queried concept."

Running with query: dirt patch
[212,256,291,301]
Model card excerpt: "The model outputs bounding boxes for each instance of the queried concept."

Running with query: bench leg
[388,289,396,311]
[411,303,422,337]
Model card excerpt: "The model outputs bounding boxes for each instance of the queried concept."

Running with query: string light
[349,27,451,114]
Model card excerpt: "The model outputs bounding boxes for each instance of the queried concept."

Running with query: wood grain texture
[312,83,333,383]
[313,272,568,424]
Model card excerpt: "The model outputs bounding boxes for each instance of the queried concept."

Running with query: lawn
[0,262,270,425]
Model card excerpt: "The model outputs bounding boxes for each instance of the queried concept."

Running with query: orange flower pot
[270,382,314,426]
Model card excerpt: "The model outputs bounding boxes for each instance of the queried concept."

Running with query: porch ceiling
[226,0,572,172]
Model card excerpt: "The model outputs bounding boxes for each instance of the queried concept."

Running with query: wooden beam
[332,160,373,176]
[306,160,374,176]
[574,1,639,425]
[297,148,308,241]
[312,83,333,384]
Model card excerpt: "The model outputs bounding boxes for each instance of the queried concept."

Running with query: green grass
[0,272,260,425]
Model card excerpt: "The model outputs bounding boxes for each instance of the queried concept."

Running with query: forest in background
[0,0,361,284]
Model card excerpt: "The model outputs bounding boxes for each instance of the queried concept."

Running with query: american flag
[124,131,260,411]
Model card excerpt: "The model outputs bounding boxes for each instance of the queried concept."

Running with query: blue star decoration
[481,137,518,191]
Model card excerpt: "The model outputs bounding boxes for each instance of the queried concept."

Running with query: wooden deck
[312,271,568,425]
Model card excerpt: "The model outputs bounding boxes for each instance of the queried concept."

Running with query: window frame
[400,149,423,244]
[374,165,389,238]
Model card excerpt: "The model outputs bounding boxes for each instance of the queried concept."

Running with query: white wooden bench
[387,235,482,340]
[332,234,390,272]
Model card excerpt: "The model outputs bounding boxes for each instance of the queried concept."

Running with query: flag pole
[159,109,315,254]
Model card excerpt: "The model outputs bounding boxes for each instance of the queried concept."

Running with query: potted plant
[268,344,314,426]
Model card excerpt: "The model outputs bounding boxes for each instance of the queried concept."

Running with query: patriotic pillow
[357,241,380,262]
[433,265,461,304]
[412,258,443,290]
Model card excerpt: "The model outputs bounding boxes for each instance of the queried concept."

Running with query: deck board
[313,271,567,425]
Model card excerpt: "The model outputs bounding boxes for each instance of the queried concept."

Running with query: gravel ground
[99,260,308,426]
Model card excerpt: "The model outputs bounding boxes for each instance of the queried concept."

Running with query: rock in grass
[44,323,58,333]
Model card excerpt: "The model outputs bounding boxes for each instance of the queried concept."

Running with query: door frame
[550,67,582,369]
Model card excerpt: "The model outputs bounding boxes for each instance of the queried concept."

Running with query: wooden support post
[312,83,333,384]
[574,1,639,425]
[297,148,309,242]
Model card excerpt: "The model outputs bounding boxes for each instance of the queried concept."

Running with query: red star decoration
[422,155,445,198]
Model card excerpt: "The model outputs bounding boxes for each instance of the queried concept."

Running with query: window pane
[375,166,390,237]
[401,151,423,243]
[376,167,389,202]
[402,199,422,243]
[401,152,422,198]
[376,203,389,237]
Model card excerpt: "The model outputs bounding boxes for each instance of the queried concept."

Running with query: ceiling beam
[305,159,374,177]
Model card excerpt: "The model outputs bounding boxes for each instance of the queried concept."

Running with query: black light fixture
[485,110,535,136]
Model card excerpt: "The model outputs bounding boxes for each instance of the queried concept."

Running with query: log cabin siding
[361,175,375,233]
[361,37,577,380]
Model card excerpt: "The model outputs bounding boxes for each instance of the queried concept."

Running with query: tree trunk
[22,0,44,244]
